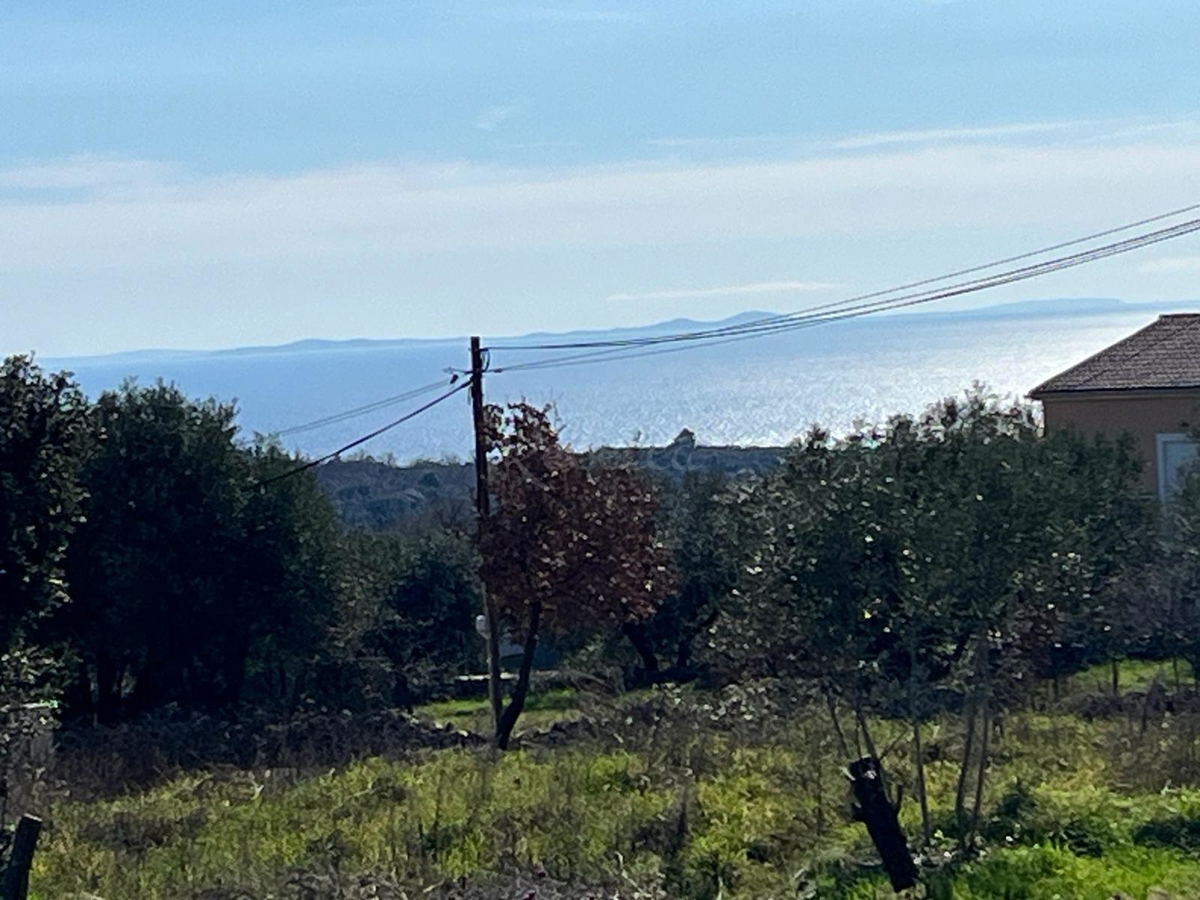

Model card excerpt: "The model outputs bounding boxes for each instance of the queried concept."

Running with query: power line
[273,377,455,436]
[256,380,470,486]
[483,214,1200,374]
[490,218,1200,372]
[259,202,1200,471]
[493,201,1200,353]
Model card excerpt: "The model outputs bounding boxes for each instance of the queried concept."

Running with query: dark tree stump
[1,814,42,900]
[849,757,917,892]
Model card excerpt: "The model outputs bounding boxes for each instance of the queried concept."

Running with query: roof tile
[1031,314,1200,395]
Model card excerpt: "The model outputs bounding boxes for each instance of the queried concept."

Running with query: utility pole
[470,336,504,737]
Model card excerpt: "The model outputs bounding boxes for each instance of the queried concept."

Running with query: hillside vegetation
[5,354,1200,898]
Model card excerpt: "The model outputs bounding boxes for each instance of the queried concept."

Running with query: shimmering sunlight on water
[50,309,1171,462]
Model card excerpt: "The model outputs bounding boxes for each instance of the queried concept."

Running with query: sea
[44,304,1188,463]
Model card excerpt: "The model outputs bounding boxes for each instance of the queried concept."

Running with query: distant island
[44,296,1197,367]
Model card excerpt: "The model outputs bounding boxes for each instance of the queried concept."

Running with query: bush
[1135,816,1200,854]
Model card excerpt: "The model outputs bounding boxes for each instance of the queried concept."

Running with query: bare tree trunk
[909,665,932,847]
[484,592,504,736]
[825,692,852,759]
[955,698,977,841]
[1111,658,1120,697]
[966,692,991,851]
[621,620,661,681]
[814,762,825,838]
[855,701,880,761]
[495,602,542,750]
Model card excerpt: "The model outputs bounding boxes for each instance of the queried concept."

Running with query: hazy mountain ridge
[38,298,1200,467]
[47,298,1199,367]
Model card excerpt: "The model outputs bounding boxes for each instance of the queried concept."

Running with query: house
[1029,313,1200,501]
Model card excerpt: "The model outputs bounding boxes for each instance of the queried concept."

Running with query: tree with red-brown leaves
[481,403,675,749]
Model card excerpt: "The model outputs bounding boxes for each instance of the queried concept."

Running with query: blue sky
[4,0,1200,356]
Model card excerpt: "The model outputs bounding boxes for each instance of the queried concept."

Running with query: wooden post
[1,814,42,900]
[470,337,505,739]
[848,757,917,892]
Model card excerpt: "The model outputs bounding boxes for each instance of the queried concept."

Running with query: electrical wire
[256,380,470,486]
[273,377,455,436]
[493,202,1200,353]
[484,214,1200,374]
[490,219,1200,372]
[257,202,1200,476]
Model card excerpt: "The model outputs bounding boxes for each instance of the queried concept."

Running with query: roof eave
[1030,384,1200,400]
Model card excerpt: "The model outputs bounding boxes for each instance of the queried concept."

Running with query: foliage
[1139,470,1200,677]
[349,527,483,709]
[708,387,1152,849]
[57,383,347,720]
[481,403,676,747]
[234,443,349,713]
[713,388,1149,700]
[59,381,247,718]
[11,362,1200,896]
[0,357,90,651]
[0,355,91,766]
[622,472,739,682]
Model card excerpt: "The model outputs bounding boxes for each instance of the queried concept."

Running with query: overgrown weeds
[28,683,1200,899]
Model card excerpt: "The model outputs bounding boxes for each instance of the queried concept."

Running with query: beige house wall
[1038,390,1200,492]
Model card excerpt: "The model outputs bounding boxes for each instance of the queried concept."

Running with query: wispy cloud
[608,281,840,302]
[1140,256,1200,273]
[494,7,641,23]
[646,135,783,149]
[0,155,176,193]
[1082,120,1200,145]
[2,136,1198,270]
[502,139,584,150]
[476,99,530,132]
[832,121,1087,151]
[7,123,1200,354]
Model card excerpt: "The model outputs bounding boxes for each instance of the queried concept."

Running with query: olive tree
[0,356,91,772]
[711,388,1150,875]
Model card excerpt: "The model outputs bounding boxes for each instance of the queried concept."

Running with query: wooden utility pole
[470,337,505,737]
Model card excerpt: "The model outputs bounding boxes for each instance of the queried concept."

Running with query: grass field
[27,675,1200,899]
[416,687,584,733]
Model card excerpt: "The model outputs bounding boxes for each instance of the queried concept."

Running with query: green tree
[353,528,482,709]
[233,443,346,713]
[60,384,346,720]
[61,381,246,719]
[0,356,91,651]
[0,355,91,760]
[620,471,738,683]
[1143,467,1200,681]
[711,388,1150,861]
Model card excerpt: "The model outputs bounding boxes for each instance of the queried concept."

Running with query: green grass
[416,686,583,733]
[950,844,1200,900]
[1068,658,1195,696]
[35,748,678,899]
[29,687,1200,899]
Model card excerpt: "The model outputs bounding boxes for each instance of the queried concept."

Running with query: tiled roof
[1031,314,1200,395]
